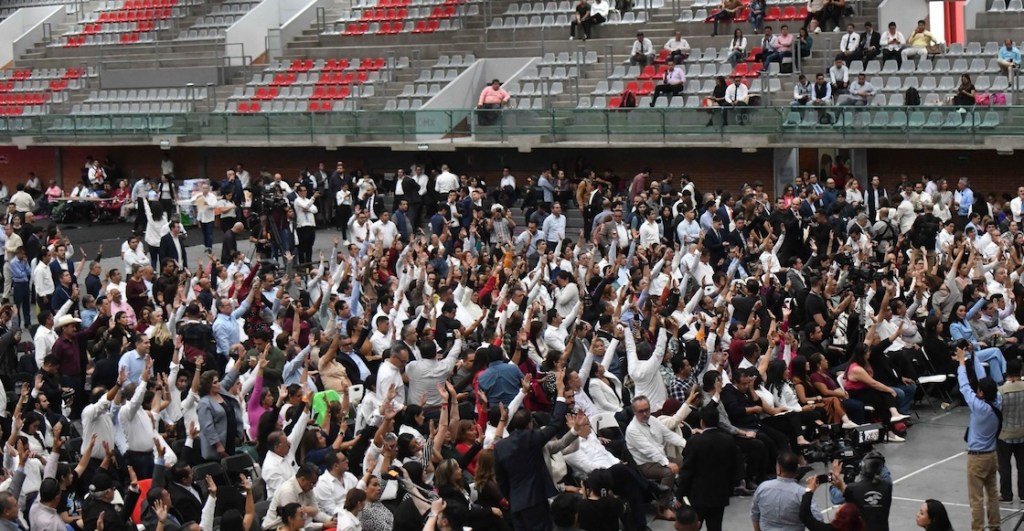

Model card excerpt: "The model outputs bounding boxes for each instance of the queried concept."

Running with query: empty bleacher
[325,0,480,36]
[386,53,476,110]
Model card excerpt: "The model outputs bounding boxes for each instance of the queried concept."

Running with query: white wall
[277,0,330,58]
[224,0,319,66]
[1,6,65,68]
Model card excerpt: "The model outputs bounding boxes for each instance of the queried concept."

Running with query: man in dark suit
[402,170,423,230]
[865,175,889,221]
[159,220,188,269]
[859,21,882,67]
[676,406,739,531]
[362,186,384,222]
[393,199,412,244]
[495,368,568,531]
[704,215,729,269]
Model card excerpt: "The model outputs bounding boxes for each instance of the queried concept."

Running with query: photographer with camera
[825,452,892,531]
[801,473,865,531]
[957,341,1003,531]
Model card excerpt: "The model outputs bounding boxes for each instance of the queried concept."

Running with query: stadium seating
[327,0,479,35]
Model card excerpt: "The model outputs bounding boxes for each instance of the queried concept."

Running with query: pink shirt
[478,86,510,106]
[774,33,794,53]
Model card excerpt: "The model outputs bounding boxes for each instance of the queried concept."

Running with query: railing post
[604,43,613,79]
[540,26,545,57]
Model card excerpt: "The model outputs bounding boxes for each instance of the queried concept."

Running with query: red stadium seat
[654,49,670,64]
[638,80,654,95]
[746,47,761,62]
[413,20,427,33]
[625,80,639,93]
[797,6,807,19]
[608,96,621,108]
[379,22,392,34]
[426,19,439,32]
[321,100,333,111]
[237,102,250,112]
[732,63,748,77]
[781,6,797,19]
[391,21,403,33]
[745,63,763,77]
[639,65,656,80]
[764,6,781,20]
[734,6,748,22]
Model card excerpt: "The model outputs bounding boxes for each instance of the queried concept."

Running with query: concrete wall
[225,0,318,66]
[100,67,219,89]
[273,0,331,61]
[0,6,65,68]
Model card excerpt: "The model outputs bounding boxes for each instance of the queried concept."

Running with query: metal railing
[0,105,1016,145]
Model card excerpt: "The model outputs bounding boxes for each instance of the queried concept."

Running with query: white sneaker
[833,27,840,32]
[890,413,911,423]
[886,433,905,443]
[569,36,574,40]
[814,27,821,33]
[842,420,859,429]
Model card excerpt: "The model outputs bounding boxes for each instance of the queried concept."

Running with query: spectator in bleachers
[649,60,686,107]
[725,28,748,68]
[706,0,743,38]
[860,22,882,67]
[664,31,691,63]
[753,25,775,63]
[792,74,812,108]
[570,0,591,40]
[749,0,765,33]
[810,72,833,122]
[997,39,1021,79]
[902,20,940,65]
[629,32,655,66]
[836,73,876,106]
[804,0,826,33]
[821,0,847,33]
[836,23,861,64]
[724,75,750,125]
[829,57,850,93]
[705,76,728,126]
[798,27,814,59]
[763,24,794,68]
[882,21,906,69]
[951,74,977,107]
[477,79,510,126]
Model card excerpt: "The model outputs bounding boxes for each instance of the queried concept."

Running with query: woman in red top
[453,419,481,475]
[844,342,911,434]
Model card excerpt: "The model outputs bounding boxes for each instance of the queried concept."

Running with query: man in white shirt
[626,394,686,520]
[293,184,319,265]
[121,236,149,272]
[649,60,686,107]
[313,449,358,517]
[120,359,158,479]
[375,345,409,412]
[676,208,701,245]
[837,23,861,63]
[8,184,34,214]
[541,201,567,247]
[434,164,459,195]
[261,407,310,500]
[630,31,655,66]
[829,57,850,92]
[836,72,877,106]
[664,31,691,63]
[882,21,906,68]
[370,210,399,249]
[638,208,661,248]
[724,75,750,125]
[33,250,55,308]
[1011,187,1024,223]
[192,182,218,253]
[626,329,669,414]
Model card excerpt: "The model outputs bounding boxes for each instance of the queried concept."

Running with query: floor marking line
[892,451,966,484]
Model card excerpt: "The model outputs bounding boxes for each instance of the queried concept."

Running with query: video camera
[802,422,883,483]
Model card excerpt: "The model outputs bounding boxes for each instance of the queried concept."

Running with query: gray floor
[54,222,1023,531]
[649,405,1024,531]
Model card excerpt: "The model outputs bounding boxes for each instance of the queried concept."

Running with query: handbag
[993,92,1008,105]
[975,92,991,106]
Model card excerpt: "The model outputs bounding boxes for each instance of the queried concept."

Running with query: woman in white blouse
[581,335,624,415]
[337,488,367,531]
[725,28,748,68]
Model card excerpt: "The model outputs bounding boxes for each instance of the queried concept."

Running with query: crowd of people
[0,157,1015,531]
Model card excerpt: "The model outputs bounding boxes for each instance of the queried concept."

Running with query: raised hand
[205,475,218,497]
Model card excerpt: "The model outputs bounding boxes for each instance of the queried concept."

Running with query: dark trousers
[511,502,553,531]
[134,198,147,234]
[126,450,155,480]
[861,47,880,67]
[607,463,650,531]
[408,201,424,229]
[724,101,749,125]
[296,226,315,265]
[336,203,352,235]
[200,221,214,250]
[881,48,902,69]
[708,10,734,36]
[60,374,84,420]
[650,83,684,105]
[999,439,1024,498]
[735,434,770,481]
[694,505,726,531]
[12,282,29,327]
[148,244,160,269]
[848,387,898,424]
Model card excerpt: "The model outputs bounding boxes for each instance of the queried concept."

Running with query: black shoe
[649,101,656,107]
[705,119,713,127]
[1001,495,1014,502]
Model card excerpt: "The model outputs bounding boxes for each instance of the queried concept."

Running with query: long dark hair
[764,359,788,396]
[849,343,870,369]
[924,499,954,531]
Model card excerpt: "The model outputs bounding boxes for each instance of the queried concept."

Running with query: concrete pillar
[773,147,799,192]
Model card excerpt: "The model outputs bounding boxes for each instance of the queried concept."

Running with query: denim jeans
[893,382,918,414]
[976,347,1007,385]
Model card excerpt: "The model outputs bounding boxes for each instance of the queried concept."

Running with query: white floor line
[892,496,1023,513]
[892,451,966,484]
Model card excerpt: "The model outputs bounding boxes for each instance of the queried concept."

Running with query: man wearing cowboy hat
[51,311,104,419]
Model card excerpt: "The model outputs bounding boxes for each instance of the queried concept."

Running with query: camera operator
[801,474,865,531]
[826,453,893,531]
[956,341,1003,531]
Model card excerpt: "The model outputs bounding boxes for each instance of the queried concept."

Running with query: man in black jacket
[82,472,141,531]
[859,22,882,67]
[495,368,568,531]
[676,406,739,531]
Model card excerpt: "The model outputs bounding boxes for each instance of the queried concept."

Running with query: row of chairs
[490,10,648,29]
[433,53,476,67]
[849,58,1003,76]
[338,3,469,22]
[274,57,393,73]
[193,14,244,29]
[521,65,579,81]
[0,105,49,116]
[593,76,780,95]
[335,18,462,34]
[227,100,359,112]
[540,50,599,65]
[503,81,566,96]
[71,19,169,35]
[989,0,1024,12]
[859,75,1010,94]
[56,32,155,47]
[580,94,699,108]
[86,87,208,102]
[176,28,227,40]
[783,109,1001,129]
[208,1,258,15]
[233,84,377,101]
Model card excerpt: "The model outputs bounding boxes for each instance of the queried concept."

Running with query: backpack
[905,86,921,106]
[619,89,637,108]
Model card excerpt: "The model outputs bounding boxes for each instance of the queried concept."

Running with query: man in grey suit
[786,256,807,294]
